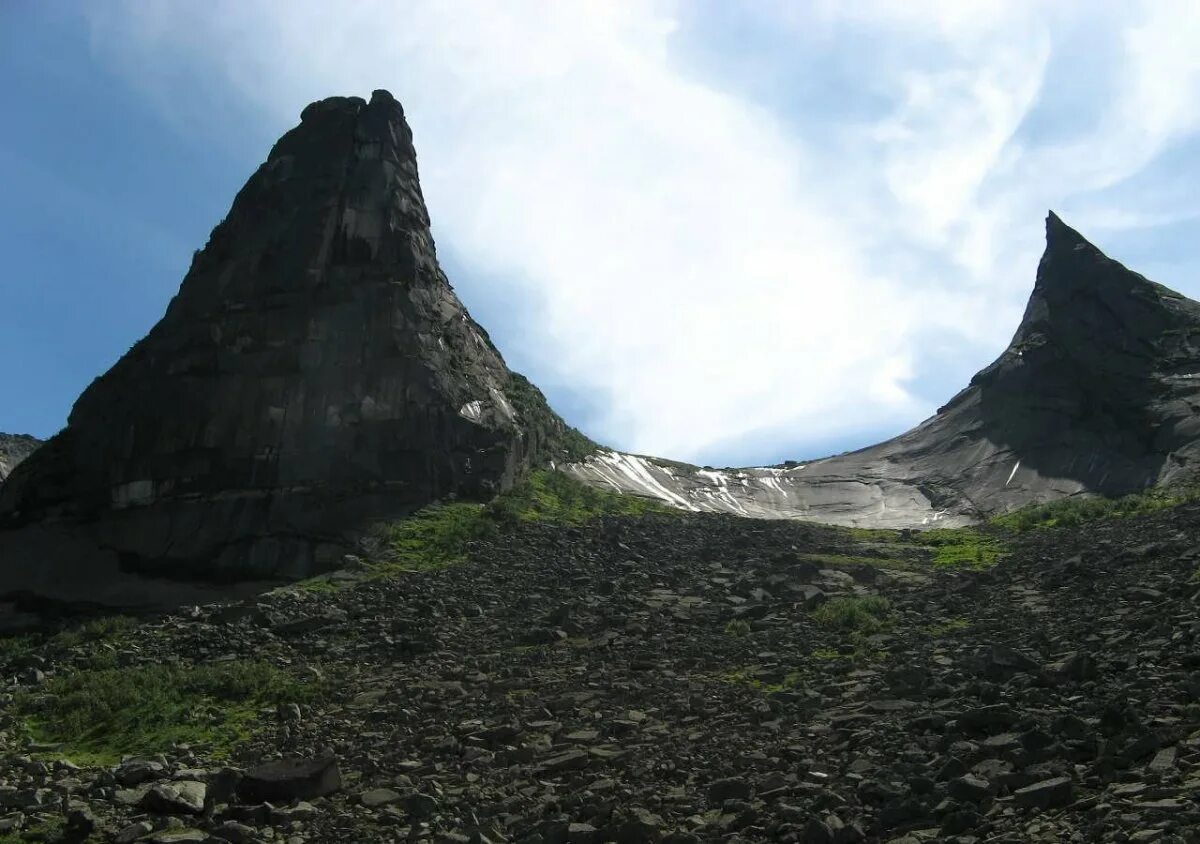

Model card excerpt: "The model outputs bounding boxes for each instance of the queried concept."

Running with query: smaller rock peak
[370,89,399,108]
[364,88,408,126]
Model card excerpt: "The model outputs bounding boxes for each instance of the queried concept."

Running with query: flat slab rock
[236,756,342,804]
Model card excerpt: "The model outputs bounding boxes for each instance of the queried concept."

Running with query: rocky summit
[0,91,584,605]
[565,214,1200,528]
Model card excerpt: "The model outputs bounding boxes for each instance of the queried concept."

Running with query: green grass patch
[0,816,66,844]
[17,660,321,766]
[839,527,904,544]
[921,528,1005,568]
[990,486,1199,532]
[369,470,673,576]
[370,502,492,573]
[295,576,341,594]
[0,634,39,662]
[720,667,803,693]
[810,595,892,633]
[809,647,843,661]
[52,614,137,649]
[723,619,751,637]
[485,469,673,526]
[923,616,970,637]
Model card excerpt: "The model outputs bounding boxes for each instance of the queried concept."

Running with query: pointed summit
[1011,211,1196,358]
[1044,209,1087,246]
[0,92,585,600]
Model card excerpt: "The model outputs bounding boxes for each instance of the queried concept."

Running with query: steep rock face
[0,91,580,601]
[0,434,41,484]
[565,214,1200,526]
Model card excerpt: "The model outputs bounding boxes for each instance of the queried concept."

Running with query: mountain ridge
[3,90,1200,604]
[564,212,1200,525]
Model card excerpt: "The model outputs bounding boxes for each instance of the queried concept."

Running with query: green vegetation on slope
[0,817,64,844]
[17,660,321,766]
[506,372,599,462]
[923,616,971,637]
[823,524,1006,571]
[921,528,1005,568]
[0,614,137,663]
[810,595,892,633]
[371,502,493,572]
[485,468,673,526]
[370,469,675,575]
[990,485,1200,532]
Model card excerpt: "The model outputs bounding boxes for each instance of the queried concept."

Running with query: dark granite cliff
[0,91,582,601]
[565,214,1200,525]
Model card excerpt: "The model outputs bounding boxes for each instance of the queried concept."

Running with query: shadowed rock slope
[0,434,40,483]
[0,91,584,603]
[565,214,1200,527]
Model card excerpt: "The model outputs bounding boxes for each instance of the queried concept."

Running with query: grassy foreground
[16,660,321,766]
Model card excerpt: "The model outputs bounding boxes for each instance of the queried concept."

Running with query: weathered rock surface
[565,215,1200,527]
[0,91,583,602]
[0,434,40,484]
[4,502,1200,841]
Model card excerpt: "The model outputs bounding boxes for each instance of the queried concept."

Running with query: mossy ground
[16,660,322,766]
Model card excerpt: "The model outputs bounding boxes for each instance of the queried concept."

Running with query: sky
[2,2,1200,467]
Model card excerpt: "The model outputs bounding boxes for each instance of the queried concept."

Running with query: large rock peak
[0,91,580,597]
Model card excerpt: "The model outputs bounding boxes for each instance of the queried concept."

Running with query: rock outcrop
[0,434,41,484]
[0,91,584,603]
[565,213,1200,526]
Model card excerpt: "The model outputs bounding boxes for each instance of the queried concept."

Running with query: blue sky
[3,2,1200,467]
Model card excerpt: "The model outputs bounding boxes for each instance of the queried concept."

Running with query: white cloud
[83,0,1200,464]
